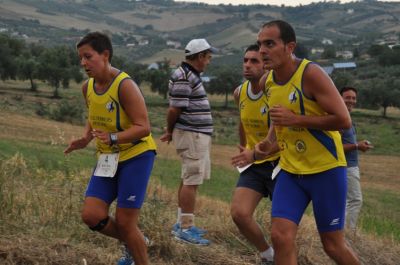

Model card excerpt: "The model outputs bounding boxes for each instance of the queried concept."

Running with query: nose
[259,45,267,55]
[80,58,86,66]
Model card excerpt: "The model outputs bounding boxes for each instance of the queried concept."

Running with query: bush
[35,99,85,124]
[49,99,85,124]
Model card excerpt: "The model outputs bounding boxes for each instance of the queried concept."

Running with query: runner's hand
[232,145,254,167]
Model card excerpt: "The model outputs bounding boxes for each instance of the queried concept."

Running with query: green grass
[361,187,400,241]
[353,111,400,156]
[152,157,238,202]
[0,139,96,173]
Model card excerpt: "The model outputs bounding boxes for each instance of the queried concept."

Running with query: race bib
[93,153,119,178]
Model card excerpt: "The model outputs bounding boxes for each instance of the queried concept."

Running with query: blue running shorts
[85,150,155,209]
[271,166,347,232]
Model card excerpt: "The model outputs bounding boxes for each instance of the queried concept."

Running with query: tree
[321,45,336,59]
[294,42,309,59]
[367,44,389,57]
[17,55,38,91]
[361,77,400,117]
[145,59,170,99]
[36,46,82,98]
[331,71,355,90]
[112,55,147,85]
[208,65,242,108]
[0,34,24,81]
[16,43,45,91]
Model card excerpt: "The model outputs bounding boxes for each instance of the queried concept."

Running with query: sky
[178,0,399,6]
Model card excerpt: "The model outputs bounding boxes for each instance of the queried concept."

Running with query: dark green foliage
[359,77,400,117]
[321,45,336,59]
[207,65,242,108]
[35,99,85,124]
[294,42,309,59]
[36,46,82,98]
[145,59,171,99]
[0,34,24,80]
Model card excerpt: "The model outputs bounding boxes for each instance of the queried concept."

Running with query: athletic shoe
[260,258,274,265]
[117,236,150,265]
[117,245,134,265]
[174,228,210,246]
[171,223,207,236]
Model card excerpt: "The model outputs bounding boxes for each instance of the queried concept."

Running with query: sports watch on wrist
[109,133,118,146]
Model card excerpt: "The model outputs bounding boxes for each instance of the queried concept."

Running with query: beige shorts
[172,128,211,185]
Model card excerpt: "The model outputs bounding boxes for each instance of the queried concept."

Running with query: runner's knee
[81,208,108,229]
[271,226,295,247]
[231,206,251,224]
[86,216,109,231]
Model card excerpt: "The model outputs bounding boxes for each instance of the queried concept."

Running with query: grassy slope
[1,81,400,264]
[1,112,400,264]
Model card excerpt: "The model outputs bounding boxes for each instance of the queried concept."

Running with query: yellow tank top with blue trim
[239,80,279,164]
[264,59,346,174]
[87,71,156,162]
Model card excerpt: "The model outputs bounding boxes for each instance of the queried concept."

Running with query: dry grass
[1,111,400,264]
[1,152,400,264]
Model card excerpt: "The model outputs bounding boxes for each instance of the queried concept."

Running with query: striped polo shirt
[168,62,213,135]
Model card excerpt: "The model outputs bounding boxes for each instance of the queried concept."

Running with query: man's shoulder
[171,64,195,81]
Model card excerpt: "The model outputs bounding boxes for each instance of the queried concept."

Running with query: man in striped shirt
[160,38,216,245]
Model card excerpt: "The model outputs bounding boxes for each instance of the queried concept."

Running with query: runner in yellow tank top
[86,71,156,162]
[253,20,360,265]
[264,58,346,174]
[230,44,279,264]
[64,32,155,265]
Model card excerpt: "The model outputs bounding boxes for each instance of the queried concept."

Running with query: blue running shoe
[117,236,150,265]
[117,244,134,265]
[190,225,207,236]
[171,223,180,236]
[174,228,210,246]
[171,223,207,236]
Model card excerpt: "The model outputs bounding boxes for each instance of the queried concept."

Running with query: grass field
[1,80,400,264]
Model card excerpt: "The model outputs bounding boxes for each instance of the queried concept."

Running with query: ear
[102,50,110,62]
[287,42,296,54]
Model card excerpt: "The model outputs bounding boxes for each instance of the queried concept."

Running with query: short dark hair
[245,43,260,53]
[262,20,296,44]
[340,86,358,95]
[77,32,113,62]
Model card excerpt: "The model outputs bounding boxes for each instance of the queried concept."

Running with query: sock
[180,213,194,229]
[260,246,274,261]
[177,207,181,224]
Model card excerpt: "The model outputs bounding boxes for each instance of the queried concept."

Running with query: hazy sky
[178,0,399,6]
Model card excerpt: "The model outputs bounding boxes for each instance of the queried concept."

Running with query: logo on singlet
[295,140,306,153]
[106,101,115,112]
[289,91,297,104]
[260,105,267,115]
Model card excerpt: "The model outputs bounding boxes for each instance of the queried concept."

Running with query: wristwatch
[109,133,118,146]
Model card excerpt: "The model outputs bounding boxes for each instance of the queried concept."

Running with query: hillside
[1,110,400,264]
[1,0,400,63]
[1,79,400,264]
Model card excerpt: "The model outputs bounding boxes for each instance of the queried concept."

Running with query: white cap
[185,38,217,56]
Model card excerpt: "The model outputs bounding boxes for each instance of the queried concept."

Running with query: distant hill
[1,0,400,63]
